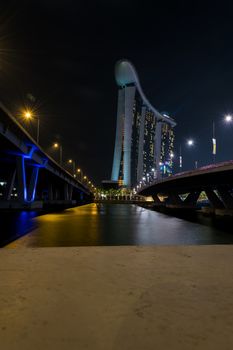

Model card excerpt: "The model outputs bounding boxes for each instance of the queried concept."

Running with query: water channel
[1,203,233,247]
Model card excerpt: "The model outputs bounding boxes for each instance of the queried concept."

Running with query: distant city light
[170,152,174,158]
[225,115,233,123]
[187,139,194,146]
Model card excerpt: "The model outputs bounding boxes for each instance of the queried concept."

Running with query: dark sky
[1,0,233,185]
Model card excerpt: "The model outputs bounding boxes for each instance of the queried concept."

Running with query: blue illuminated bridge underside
[0,102,93,208]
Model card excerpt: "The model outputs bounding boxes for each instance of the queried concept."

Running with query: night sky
[1,0,233,185]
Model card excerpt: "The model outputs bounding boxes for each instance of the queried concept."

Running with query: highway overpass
[138,162,233,213]
[0,102,93,209]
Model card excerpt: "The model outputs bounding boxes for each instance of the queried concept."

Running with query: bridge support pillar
[16,156,39,203]
[183,191,201,206]
[64,184,73,201]
[152,194,162,205]
[27,167,39,202]
[48,184,54,201]
[56,188,62,200]
[217,188,233,209]
[167,193,183,206]
[64,183,69,200]
[68,185,73,200]
[205,189,224,209]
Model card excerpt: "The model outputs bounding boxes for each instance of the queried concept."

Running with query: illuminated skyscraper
[111,60,176,188]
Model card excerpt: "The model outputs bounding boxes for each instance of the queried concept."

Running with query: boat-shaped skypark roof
[115,59,176,127]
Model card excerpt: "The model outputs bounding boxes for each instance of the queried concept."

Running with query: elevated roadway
[139,162,233,212]
[0,102,93,209]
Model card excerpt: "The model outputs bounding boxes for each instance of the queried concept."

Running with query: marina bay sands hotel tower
[111,59,176,189]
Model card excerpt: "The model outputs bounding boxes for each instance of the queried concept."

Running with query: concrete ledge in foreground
[1,245,233,350]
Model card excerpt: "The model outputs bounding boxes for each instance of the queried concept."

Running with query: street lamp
[225,114,233,123]
[187,139,194,146]
[77,168,83,182]
[151,168,156,181]
[83,175,89,188]
[53,142,63,166]
[23,109,40,144]
[178,139,195,172]
[67,159,76,177]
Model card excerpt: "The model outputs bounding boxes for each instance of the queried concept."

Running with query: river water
[1,203,233,247]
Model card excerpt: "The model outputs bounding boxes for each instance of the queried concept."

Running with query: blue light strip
[20,155,40,203]
[30,168,39,202]
[21,157,27,202]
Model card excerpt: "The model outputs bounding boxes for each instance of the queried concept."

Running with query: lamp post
[83,175,91,189]
[23,110,40,144]
[212,121,216,163]
[179,144,183,170]
[53,142,63,166]
[77,168,83,182]
[68,159,76,177]
[179,139,195,172]
[151,168,155,181]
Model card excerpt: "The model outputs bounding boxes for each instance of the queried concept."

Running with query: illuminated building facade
[160,120,175,177]
[111,60,176,188]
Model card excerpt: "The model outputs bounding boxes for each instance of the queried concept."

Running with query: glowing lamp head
[83,176,87,180]
[187,139,194,146]
[68,159,72,164]
[225,115,233,123]
[24,110,32,119]
[53,143,59,148]
[77,168,81,173]
[170,152,174,158]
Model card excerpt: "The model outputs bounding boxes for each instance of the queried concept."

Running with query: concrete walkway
[1,245,233,349]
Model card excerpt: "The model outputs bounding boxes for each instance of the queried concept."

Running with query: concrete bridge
[0,102,93,209]
[138,161,233,214]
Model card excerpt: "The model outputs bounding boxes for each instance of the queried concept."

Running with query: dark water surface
[1,203,233,247]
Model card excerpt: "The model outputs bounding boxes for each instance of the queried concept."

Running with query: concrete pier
[1,245,233,349]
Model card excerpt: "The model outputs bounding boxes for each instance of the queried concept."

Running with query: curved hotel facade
[111,60,176,188]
